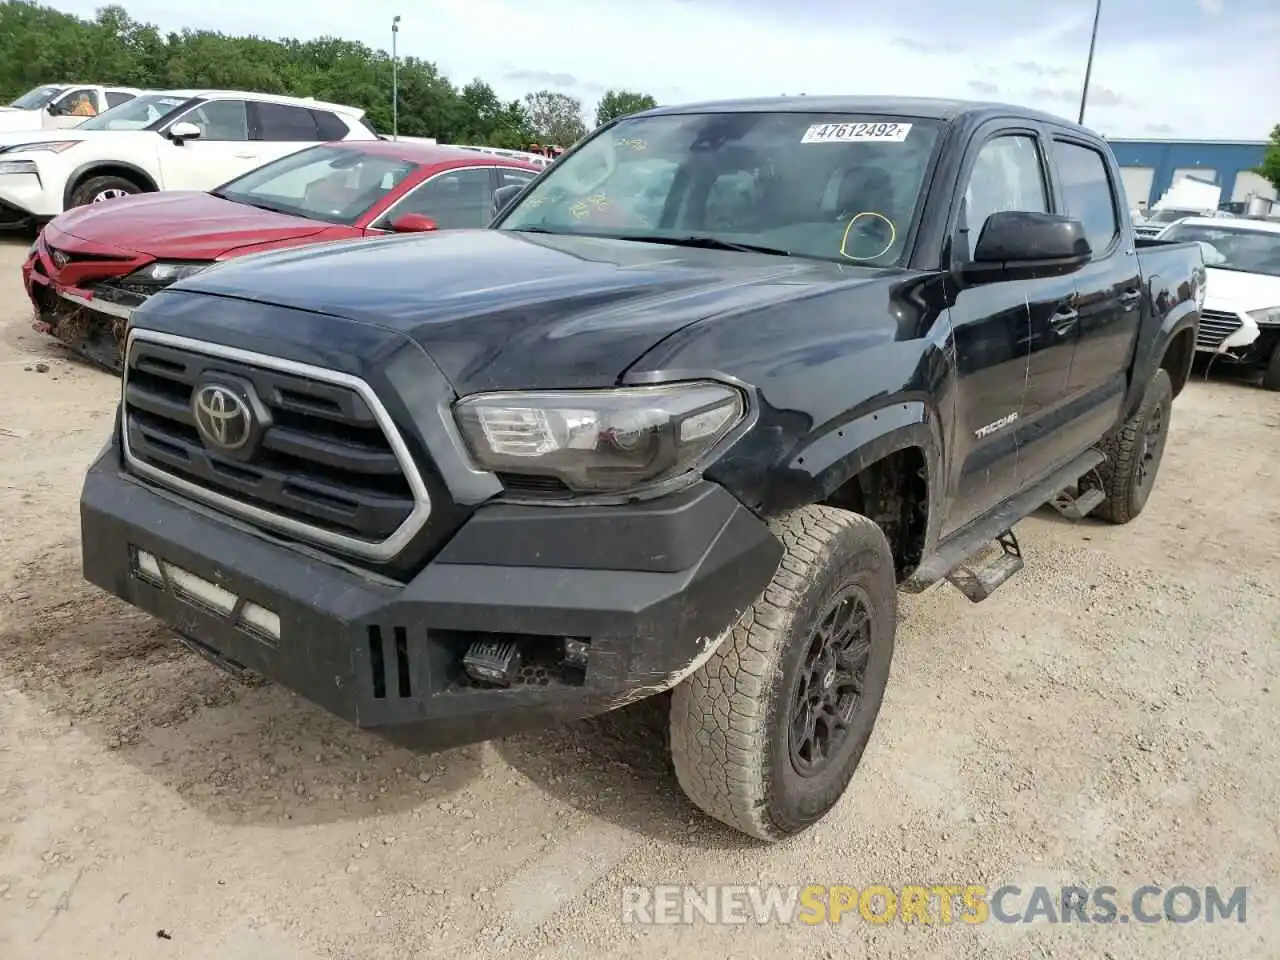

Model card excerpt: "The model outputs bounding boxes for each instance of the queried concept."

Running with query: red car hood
[53,191,333,259]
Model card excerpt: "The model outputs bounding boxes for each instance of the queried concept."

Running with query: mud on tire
[669,505,896,841]
[1085,368,1173,524]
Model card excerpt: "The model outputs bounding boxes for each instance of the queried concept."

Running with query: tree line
[0,1,659,147]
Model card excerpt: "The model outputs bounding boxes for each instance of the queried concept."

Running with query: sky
[51,0,1280,140]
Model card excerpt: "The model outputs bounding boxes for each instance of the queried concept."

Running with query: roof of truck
[638,96,1089,132]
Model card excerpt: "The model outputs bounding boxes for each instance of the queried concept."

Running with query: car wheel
[69,175,142,208]
[669,505,897,841]
[1086,368,1173,524]
[1262,344,1280,392]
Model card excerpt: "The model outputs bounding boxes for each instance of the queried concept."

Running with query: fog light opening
[133,547,164,585]
[240,602,281,643]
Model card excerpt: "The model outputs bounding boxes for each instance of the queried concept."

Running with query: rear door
[1046,135,1142,457]
[941,121,1073,535]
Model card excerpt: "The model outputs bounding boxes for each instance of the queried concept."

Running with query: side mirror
[964,211,1092,283]
[492,184,524,219]
[389,213,438,233]
[168,121,202,144]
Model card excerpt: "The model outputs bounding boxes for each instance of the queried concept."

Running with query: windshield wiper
[625,234,794,257]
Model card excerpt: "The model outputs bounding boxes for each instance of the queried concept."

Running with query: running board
[944,529,1023,603]
[903,448,1105,594]
[1048,486,1106,521]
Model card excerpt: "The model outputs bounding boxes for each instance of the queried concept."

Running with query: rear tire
[669,505,897,841]
[1086,368,1173,524]
[1262,344,1280,392]
[68,175,142,208]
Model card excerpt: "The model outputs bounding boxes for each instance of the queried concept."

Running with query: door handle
[234,152,259,159]
[1119,288,1142,309]
[1050,307,1079,336]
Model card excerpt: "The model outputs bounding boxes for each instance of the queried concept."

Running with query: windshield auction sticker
[801,122,913,143]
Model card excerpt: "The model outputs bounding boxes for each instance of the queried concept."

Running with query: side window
[959,134,1049,260]
[50,87,98,117]
[252,102,322,142]
[181,100,249,141]
[105,91,135,109]
[1054,140,1120,257]
[385,168,495,229]
[312,110,350,141]
[498,169,536,189]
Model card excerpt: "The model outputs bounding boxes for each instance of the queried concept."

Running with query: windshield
[78,93,189,131]
[497,112,944,265]
[1162,223,1280,276]
[213,144,419,225]
[1148,208,1199,224]
[9,85,65,110]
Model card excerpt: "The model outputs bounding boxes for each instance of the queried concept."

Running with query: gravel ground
[0,235,1277,959]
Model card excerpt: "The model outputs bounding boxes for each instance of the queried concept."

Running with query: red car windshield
[212,144,419,226]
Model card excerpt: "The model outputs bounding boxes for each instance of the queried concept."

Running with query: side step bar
[944,529,1023,603]
[903,448,1106,597]
[1048,486,1106,521]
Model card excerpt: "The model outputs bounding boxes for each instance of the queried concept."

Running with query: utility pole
[389,15,399,140]
[1077,0,1102,124]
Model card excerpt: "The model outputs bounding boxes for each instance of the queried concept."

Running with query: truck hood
[1203,267,1280,313]
[55,191,331,259]
[175,229,895,392]
[0,108,44,132]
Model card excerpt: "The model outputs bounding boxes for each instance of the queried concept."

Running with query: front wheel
[669,505,897,841]
[68,175,142,208]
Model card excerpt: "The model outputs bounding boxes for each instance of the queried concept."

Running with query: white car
[0,89,377,229]
[0,84,145,132]
[1156,216,1280,390]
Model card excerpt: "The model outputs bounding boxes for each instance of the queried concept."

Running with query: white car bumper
[0,157,61,221]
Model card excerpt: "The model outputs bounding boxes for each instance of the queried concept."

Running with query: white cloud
[1197,0,1225,13]
[47,0,1280,139]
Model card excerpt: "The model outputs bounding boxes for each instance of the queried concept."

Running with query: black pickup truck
[81,97,1204,841]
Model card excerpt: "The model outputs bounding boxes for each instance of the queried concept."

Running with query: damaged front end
[30,282,138,373]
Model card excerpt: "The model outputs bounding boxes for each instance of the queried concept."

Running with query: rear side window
[105,91,135,108]
[313,110,350,141]
[252,102,322,142]
[1054,140,1120,256]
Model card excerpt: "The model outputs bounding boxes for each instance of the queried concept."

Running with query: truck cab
[0,84,142,132]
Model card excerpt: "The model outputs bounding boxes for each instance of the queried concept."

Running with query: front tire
[1262,344,1280,392]
[1087,368,1173,524]
[68,175,142,208]
[670,505,897,841]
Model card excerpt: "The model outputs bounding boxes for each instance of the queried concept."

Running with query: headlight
[1247,307,1280,327]
[3,141,82,154]
[454,381,747,494]
[129,262,212,284]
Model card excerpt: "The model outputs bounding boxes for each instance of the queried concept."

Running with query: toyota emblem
[51,249,69,268]
[192,384,252,451]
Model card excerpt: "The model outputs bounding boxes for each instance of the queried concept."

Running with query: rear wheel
[669,505,896,841]
[1085,368,1173,524]
[69,175,142,208]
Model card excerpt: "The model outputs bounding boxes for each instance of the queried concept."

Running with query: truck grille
[121,330,431,563]
[1196,309,1243,351]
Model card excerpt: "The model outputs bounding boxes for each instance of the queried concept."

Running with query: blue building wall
[1105,139,1268,207]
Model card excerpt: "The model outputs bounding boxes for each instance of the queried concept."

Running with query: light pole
[1077,0,1102,124]
[389,15,399,140]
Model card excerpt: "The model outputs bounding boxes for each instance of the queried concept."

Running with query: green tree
[523,89,586,146]
[1255,124,1280,194]
[595,89,657,127]
[0,0,539,148]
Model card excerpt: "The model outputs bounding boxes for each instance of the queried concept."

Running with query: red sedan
[22,140,540,371]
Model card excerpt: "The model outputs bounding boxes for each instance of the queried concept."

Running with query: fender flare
[1124,299,1198,420]
[62,160,159,209]
[782,399,945,550]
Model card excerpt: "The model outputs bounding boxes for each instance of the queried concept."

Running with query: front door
[942,126,1070,536]
[1048,136,1142,460]
[158,99,259,190]
[46,87,99,129]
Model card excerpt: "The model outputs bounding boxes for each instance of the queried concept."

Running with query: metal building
[1105,138,1274,211]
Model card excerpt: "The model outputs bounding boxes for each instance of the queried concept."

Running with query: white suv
[0,89,377,228]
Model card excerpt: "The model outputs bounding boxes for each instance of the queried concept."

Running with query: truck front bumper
[81,441,782,746]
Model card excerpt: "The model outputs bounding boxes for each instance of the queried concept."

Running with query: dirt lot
[0,234,1278,959]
